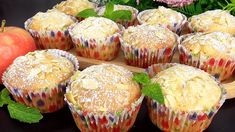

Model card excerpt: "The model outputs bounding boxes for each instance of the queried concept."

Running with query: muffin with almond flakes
[69,17,122,61]
[65,64,144,131]
[178,32,235,81]
[53,0,97,19]
[146,63,226,132]
[188,10,235,35]
[121,24,178,68]
[25,10,76,50]
[2,49,79,113]
[137,6,187,34]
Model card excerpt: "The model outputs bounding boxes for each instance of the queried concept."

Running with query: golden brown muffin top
[53,0,96,16]
[66,64,141,113]
[151,64,221,111]
[122,24,177,49]
[28,10,75,31]
[189,10,235,34]
[180,32,235,59]
[70,17,119,41]
[139,6,185,26]
[3,50,75,91]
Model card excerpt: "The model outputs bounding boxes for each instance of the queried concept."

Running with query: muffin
[153,0,196,7]
[146,63,226,132]
[121,24,178,68]
[2,50,79,113]
[53,0,97,19]
[69,17,121,61]
[98,4,139,28]
[65,64,144,131]
[137,6,187,34]
[25,10,77,50]
[188,10,235,35]
[178,32,235,81]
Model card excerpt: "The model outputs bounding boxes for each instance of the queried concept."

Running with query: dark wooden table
[0,0,235,131]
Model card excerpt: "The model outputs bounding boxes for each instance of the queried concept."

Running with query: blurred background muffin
[146,63,226,132]
[153,0,196,7]
[25,10,76,50]
[53,0,97,20]
[121,24,178,68]
[98,4,139,28]
[2,50,79,113]
[65,64,143,131]
[188,10,235,35]
[69,17,121,61]
[137,6,187,34]
[178,32,235,81]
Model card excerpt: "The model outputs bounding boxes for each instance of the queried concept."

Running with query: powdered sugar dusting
[181,32,235,59]
[123,24,176,48]
[4,50,75,91]
[140,6,184,26]
[69,64,140,113]
[70,17,119,41]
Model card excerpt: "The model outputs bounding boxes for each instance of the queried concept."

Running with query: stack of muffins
[2,0,235,131]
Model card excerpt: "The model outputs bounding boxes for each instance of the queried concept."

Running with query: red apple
[0,20,37,83]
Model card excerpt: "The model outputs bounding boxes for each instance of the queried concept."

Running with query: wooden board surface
[70,49,145,73]
[70,49,235,99]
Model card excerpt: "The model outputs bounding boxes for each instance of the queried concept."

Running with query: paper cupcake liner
[69,24,123,61]
[2,49,79,113]
[153,0,196,7]
[145,63,227,132]
[24,18,77,50]
[137,9,187,35]
[187,18,198,33]
[97,5,139,28]
[178,34,235,81]
[120,36,178,68]
[65,91,144,131]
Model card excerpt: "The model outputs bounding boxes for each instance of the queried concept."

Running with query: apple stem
[1,20,6,33]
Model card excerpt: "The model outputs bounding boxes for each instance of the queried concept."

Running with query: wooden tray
[70,49,235,99]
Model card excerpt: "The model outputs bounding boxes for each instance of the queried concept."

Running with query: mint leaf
[133,73,150,85]
[7,103,43,123]
[0,88,44,123]
[0,99,4,107]
[122,0,129,3]
[76,9,98,18]
[104,2,114,18]
[142,83,164,104]
[110,10,132,21]
[0,88,14,105]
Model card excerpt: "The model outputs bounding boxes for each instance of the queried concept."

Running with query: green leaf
[142,83,164,104]
[7,103,43,123]
[0,88,14,105]
[109,10,132,21]
[76,9,98,18]
[133,73,150,85]
[232,0,235,4]
[0,99,4,107]
[104,2,115,18]
[122,0,129,3]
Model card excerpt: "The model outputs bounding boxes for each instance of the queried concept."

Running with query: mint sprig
[8,103,43,123]
[0,88,43,123]
[133,73,150,85]
[76,9,98,18]
[142,83,164,104]
[77,2,132,22]
[0,88,14,106]
[133,73,165,104]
